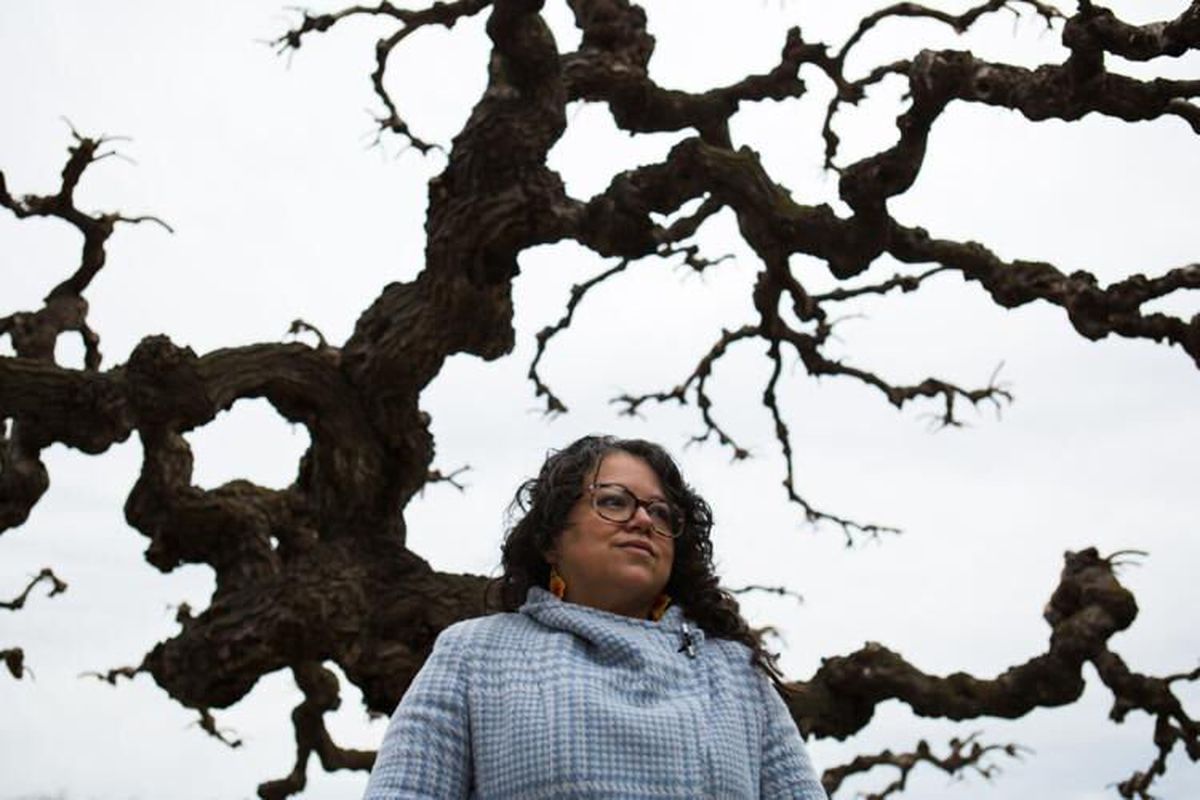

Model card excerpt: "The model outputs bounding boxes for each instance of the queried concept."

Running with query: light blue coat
[363,587,828,799]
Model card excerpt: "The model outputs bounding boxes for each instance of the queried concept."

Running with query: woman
[364,435,828,799]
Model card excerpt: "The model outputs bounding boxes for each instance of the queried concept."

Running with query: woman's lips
[617,540,655,557]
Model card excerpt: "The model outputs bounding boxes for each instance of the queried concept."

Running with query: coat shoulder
[437,610,545,653]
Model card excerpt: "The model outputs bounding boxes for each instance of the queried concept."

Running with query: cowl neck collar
[519,586,704,668]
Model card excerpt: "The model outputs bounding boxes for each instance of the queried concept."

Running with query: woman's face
[546,450,676,619]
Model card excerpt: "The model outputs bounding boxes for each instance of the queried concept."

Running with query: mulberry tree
[1,1,1198,797]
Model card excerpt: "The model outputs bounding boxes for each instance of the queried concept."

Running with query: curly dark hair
[491,434,779,676]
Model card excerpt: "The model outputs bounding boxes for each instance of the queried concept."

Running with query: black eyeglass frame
[586,482,684,539]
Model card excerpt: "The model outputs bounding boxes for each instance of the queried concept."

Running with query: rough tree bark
[1,1,1197,798]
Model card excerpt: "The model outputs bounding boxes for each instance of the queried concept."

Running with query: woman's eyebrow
[595,480,666,502]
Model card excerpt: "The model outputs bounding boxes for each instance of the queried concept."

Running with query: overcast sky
[1,1,1198,799]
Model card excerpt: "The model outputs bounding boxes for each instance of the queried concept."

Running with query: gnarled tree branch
[1,567,68,680]
[787,548,1198,798]
[821,732,1027,799]
[4,2,1198,797]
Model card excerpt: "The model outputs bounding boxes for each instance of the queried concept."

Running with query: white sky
[1,1,1197,798]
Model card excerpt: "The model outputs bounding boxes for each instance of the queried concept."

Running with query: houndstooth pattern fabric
[363,587,828,799]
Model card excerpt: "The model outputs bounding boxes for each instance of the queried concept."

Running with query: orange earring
[548,568,567,600]
[649,593,672,621]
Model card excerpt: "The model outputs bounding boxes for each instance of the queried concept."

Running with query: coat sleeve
[758,674,829,799]
[362,623,472,800]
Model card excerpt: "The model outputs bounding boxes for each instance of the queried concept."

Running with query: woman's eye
[597,494,629,509]
[648,504,672,523]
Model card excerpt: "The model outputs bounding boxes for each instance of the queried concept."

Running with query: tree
[1,1,1197,798]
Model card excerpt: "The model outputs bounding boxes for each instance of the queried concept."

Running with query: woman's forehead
[594,451,665,496]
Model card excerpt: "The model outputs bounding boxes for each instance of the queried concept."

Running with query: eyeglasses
[587,483,683,538]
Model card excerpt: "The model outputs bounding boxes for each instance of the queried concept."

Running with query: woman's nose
[628,504,655,530]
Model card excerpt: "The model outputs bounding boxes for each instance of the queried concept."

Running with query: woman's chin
[603,572,665,605]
